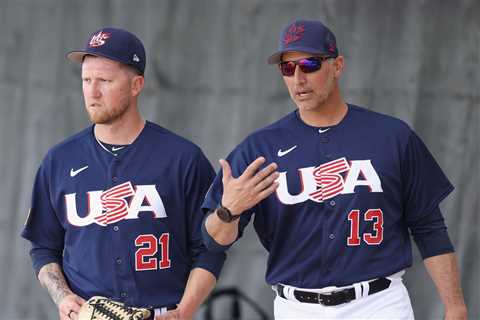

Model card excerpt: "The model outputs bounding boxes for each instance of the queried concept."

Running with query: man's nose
[293,66,307,84]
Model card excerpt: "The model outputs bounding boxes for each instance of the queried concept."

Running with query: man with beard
[201,19,467,319]
[21,27,224,320]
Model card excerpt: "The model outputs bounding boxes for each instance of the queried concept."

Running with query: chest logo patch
[65,182,167,226]
[276,157,383,204]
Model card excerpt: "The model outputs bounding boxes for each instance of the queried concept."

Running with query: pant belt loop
[361,280,370,298]
[353,282,362,299]
[285,285,296,301]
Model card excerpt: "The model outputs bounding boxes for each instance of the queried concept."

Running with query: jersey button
[329,234,335,240]
[112,176,118,182]
[113,226,119,231]
[116,258,122,264]
[319,136,329,143]
[329,200,336,206]
[121,292,127,298]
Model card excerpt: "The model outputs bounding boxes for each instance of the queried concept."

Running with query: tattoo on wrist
[39,263,72,305]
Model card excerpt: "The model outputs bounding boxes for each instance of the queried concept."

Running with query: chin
[88,112,109,124]
[297,103,319,112]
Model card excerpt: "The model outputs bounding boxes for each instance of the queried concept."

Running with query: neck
[298,87,348,127]
[94,108,145,145]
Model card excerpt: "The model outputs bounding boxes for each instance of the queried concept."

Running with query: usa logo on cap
[283,23,305,46]
[89,31,110,47]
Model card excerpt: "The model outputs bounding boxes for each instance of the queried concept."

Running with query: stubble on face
[86,93,130,125]
[294,63,335,113]
[282,52,337,113]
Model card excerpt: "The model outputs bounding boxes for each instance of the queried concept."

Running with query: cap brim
[267,47,334,64]
[66,51,90,63]
[65,51,117,64]
[267,52,283,64]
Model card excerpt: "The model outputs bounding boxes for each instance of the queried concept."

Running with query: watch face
[217,207,233,222]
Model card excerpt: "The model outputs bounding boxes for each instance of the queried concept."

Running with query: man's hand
[220,157,279,215]
[58,293,85,320]
[38,263,85,320]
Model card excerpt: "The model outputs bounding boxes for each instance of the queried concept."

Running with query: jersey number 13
[347,209,384,246]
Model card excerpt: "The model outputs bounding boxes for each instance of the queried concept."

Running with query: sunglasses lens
[298,57,322,73]
[280,61,296,76]
[279,57,326,76]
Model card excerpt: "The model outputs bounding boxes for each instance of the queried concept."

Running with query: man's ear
[131,75,145,97]
[333,55,345,79]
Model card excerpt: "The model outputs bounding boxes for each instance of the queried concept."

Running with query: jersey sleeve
[201,144,256,241]
[410,206,454,259]
[29,241,63,276]
[184,148,226,279]
[21,153,65,251]
[401,131,454,226]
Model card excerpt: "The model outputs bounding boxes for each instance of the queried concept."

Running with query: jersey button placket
[319,136,329,143]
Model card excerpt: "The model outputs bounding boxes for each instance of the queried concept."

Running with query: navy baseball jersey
[202,104,453,288]
[22,121,225,308]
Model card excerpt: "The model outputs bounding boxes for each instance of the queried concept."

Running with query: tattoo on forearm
[38,263,73,305]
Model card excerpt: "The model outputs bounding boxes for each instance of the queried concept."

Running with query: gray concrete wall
[0,0,478,319]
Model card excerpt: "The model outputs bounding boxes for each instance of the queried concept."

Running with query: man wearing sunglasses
[201,19,467,319]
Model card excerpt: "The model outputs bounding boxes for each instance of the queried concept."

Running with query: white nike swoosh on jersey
[111,146,125,151]
[318,128,330,133]
[70,165,89,177]
[277,145,298,157]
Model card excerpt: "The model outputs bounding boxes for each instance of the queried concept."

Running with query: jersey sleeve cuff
[413,228,454,259]
[201,212,234,252]
[29,242,63,277]
[191,250,226,279]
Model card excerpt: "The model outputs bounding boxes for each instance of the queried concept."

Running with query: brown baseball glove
[78,296,151,320]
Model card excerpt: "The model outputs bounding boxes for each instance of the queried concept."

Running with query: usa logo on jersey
[276,157,383,205]
[65,181,167,226]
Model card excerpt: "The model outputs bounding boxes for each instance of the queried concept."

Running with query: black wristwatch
[216,204,240,223]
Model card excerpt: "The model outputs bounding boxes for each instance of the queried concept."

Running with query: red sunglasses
[279,56,333,77]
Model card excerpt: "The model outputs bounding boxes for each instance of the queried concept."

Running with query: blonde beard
[87,103,130,125]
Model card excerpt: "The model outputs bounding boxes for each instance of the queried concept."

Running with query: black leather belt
[276,277,391,306]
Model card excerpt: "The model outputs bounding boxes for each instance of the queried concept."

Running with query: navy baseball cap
[267,19,339,64]
[67,27,146,74]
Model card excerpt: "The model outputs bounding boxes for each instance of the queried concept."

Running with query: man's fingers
[241,157,266,180]
[254,171,280,192]
[74,296,86,306]
[252,162,278,185]
[257,181,279,201]
[59,294,84,320]
[219,159,232,182]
